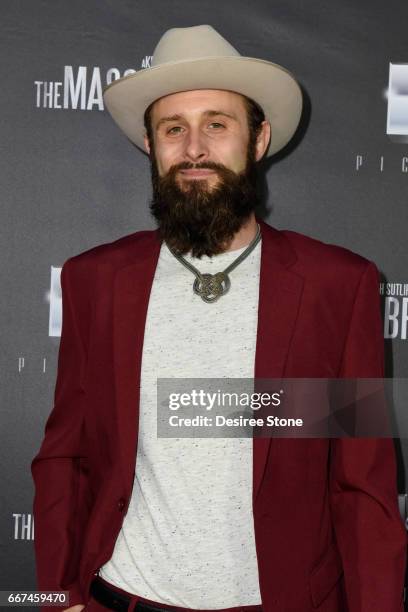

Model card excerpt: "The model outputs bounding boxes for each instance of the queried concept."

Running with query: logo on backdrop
[34,57,153,110]
[13,513,34,540]
[386,63,408,144]
[48,267,62,337]
[355,154,408,173]
[355,62,408,172]
[381,282,408,340]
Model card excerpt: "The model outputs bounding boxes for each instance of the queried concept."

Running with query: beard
[148,144,260,258]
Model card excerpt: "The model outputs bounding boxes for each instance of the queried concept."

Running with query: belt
[90,578,165,612]
[89,577,261,612]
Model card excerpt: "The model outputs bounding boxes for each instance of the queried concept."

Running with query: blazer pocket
[309,541,344,608]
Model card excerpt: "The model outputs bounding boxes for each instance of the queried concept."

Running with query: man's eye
[167,126,183,134]
[209,122,224,129]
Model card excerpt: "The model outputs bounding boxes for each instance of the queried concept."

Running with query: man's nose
[183,128,209,162]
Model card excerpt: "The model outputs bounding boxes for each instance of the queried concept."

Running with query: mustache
[166,160,235,176]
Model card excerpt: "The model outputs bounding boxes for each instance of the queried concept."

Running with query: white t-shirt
[99,237,262,608]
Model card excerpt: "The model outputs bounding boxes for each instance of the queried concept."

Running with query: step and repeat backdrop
[1,0,407,608]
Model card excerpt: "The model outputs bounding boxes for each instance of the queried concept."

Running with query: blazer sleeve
[31,257,92,612]
[329,260,407,611]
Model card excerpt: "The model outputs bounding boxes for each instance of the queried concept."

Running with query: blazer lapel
[113,230,162,492]
[253,219,304,503]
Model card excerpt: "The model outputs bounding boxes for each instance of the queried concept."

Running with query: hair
[143,92,266,154]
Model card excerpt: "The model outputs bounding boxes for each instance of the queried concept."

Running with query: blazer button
[117,497,126,511]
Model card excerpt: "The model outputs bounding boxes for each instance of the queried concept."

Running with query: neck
[222,213,258,252]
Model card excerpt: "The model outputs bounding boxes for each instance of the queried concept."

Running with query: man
[31,25,406,612]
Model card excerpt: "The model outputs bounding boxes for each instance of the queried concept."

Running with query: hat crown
[152,25,240,66]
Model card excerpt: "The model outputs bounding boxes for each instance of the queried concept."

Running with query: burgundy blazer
[31,218,407,612]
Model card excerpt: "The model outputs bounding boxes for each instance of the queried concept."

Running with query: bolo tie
[167,224,261,303]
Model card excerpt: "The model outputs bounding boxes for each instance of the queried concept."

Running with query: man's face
[144,89,270,257]
[145,89,251,190]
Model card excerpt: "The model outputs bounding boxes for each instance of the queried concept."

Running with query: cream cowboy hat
[103,24,303,157]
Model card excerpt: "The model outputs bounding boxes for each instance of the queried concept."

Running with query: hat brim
[103,56,303,157]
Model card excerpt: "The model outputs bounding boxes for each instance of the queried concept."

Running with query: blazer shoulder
[61,228,159,275]
[280,228,379,279]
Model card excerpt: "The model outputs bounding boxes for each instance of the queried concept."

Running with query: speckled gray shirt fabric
[99,238,262,608]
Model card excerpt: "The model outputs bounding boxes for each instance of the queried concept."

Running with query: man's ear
[254,121,271,162]
[144,133,151,155]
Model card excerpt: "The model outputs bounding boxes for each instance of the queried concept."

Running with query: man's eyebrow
[155,110,238,130]
[205,110,238,121]
[155,114,183,130]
